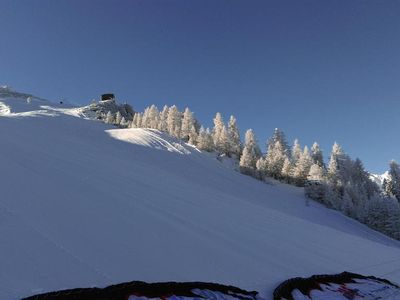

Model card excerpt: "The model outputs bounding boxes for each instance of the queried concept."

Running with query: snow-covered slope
[1,93,400,300]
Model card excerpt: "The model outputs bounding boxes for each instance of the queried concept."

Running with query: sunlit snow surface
[0,92,400,300]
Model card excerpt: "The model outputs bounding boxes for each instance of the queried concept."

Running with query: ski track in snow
[1,95,400,300]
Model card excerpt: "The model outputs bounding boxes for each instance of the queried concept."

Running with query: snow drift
[1,92,400,300]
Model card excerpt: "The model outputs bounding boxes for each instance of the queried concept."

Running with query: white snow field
[0,92,400,299]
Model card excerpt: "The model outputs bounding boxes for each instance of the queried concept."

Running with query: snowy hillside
[1,92,400,300]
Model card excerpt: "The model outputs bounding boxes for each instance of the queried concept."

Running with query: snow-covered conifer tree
[158,105,169,132]
[115,111,122,126]
[197,127,214,152]
[239,129,261,175]
[148,105,160,129]
[256,157,268,179]
[167,105,182,138]
[105,111,114,124]
[188,125,198,145]
[227,115,241,157]
[135,113,143,128]
[268,128,290,157]
[141,107,150,128]
[311,142,324,167]
[305,161,327,203]
[281,157,293,183]
[215,125,230,155]
[328,142,344,180]
[120,117,128,128]
[131,113,138,128]
[292,139,302,164]
[181,107,196,141]
[212,112,225,153]
[265,141,287,179]
[292,146,313,186]
[386,160,400,201]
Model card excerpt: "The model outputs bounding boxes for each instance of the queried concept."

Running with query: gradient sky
[0,0,399,173]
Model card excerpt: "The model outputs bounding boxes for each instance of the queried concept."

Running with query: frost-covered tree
[105,111,115,124]
[268,128,290,157]
[263,129,291,179]
[120,117,128,128]
[227,115,242,157]
[307,163,326,182]
[305,162,327,201]
[256,157,268,179]
[364,197,400,239]
[292,139,302,164]
[281,157,293,183]
[141,107,150,128]
[265,141,287,179]
[239,129,261,175]
[131,113,138,128]
[212,113,225,152]
[135,113,143,128]
[216,125,230,155]
[147,105,160,129]
[158,105,169,132]
[188,125,198,145]
[341,187,354,217]
[115,111,122,126]
[327,142,349,197]
[311,142,324,167]
[167,105,182,138]
[292,146,313,186]
[197,127,214,152]
[181,107,196,141]
[386,160,400,201]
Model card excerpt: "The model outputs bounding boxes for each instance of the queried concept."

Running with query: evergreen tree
[265,141,287,179]
[148,105,160,129]
[305,162,326,202]
[120,117,128,128]
[292,139,302,164]
[197,127,214,152]
[105,111,114,124]
[386,160,400,201]
[135,113,143,128]
[188,125,198,145]
[218,125,230,155]
[256,157,268,180]
[141,106,150,127]
[227,115,242,157]
[131,113,139,128]
[311,142,324,167]
[267,128,290,157]
[167,105,182,138]
[115,111,122,126]
[181,107,196,141]
[281,157,293,183]
[212,112,225,153]
[239,129,261,175]
[158,105,169,132]
[307,163,325,182]
[341,187,354,217]
[292,146,313,186]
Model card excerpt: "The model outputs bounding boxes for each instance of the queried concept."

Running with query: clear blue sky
[0,0,399,173]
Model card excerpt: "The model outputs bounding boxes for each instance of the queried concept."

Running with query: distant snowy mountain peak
[370,171,390,187]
